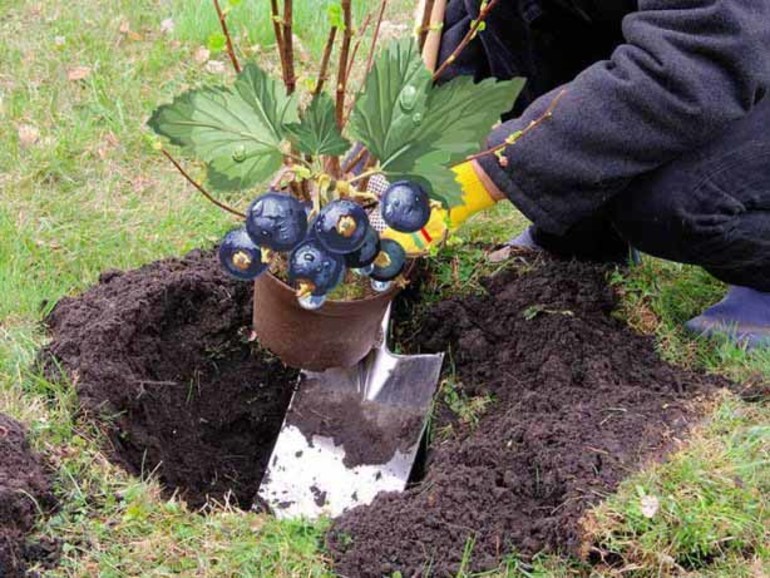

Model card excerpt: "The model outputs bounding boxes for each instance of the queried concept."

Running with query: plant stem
[342,0,387,126]
[364,0,389,76]
[416,0,437,52]
[282,150,314,169]
[283,0,296,94]
[161,150,246,219]
[314,26,338,97]
[212,0,241,73]
[335,0,353,129]
[343,0,387,125]
[432,0,501,82]
[347,166,383,185]
[270,0,288,83]
[345,11,373,81]
[455,89,567,166]
[341,145,368,174]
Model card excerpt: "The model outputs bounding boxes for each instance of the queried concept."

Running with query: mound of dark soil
[328,258,731,577]
[42,250,297,509]
[0,414,58,577]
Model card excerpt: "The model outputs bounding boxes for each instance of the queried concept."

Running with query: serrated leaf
[348,38,433,165]
[389,75,526,206]
[350,38,524,207]
[148,62,298,191]
[285,93,350,157]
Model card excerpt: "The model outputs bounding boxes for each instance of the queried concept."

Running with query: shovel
[256,0,448,519]
[257,306,444,518]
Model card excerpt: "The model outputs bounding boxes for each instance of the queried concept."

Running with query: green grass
[1,0,769,576]
[170,0,375,57]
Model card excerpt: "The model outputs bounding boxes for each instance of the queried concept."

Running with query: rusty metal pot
[252,272,401,371]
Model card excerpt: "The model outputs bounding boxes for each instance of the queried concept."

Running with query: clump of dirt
[42,250,297,509]
[328,258,731,577]
[0,414,59,577]
[288,375,425,468]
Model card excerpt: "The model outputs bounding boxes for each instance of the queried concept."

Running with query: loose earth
[41,250,732,577]
[42,250,297,509]
[327,258,731,577]
[0,414,58,577]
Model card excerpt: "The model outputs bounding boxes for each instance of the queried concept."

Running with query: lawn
[1,0,768,576]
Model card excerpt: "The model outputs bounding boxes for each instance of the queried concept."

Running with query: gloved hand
[367,160,501,255]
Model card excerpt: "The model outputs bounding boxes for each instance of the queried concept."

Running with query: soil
[0,414,59,577]
[39,248,734,576]
[41,250,298,509]
[327,258,732,577]
[287,375,426,468]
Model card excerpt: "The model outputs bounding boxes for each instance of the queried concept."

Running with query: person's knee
[611,168,749,264]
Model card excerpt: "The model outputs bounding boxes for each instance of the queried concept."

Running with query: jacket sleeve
[478,0,770,235]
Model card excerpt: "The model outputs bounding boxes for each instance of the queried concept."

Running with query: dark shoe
[685,285,770,350]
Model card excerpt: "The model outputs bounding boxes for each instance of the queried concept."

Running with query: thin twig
[314,26,338,97]
[341,145,368,174]
[283,0,296,94]
[454,89,567,166]
[212,0,241,73]
[342,0,387,125]
[270,0,284,47]
[433,0,502,82]
[345,11,373,81]
[416,0,437,51]
[364,0,388,77]
[335,0,353,128]
[162,150,246,219]
[270,0,289,89]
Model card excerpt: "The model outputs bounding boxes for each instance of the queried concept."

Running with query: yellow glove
[380,161,498,255]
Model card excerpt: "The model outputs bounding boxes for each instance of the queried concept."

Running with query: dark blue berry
[246,192,308,252]
[218,228,268,281]
[288,240,345,296]
[370,239,407,282]
[313,199,370,254]
[344,226,381,269]
[381,181,431,233]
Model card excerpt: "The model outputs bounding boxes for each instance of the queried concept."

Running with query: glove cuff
[448,161,497,227]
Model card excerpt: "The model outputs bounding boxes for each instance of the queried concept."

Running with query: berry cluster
[218,180,431,310]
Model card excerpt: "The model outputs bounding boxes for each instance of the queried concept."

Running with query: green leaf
[348,38,433,166]
[390,75,526,207]
[349,38,525,207]
[148,62,299,191]
[207,32,227,53]
[327,2,344,29]
[285,93,350,157]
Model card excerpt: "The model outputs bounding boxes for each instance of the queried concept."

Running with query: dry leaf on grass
[160,18,174,34]
[640,494,660,519]
[67,66,92,81]
[205,60,227,74]
[17,124,40,148]
[119,20,143,41]
[193,46,211,65]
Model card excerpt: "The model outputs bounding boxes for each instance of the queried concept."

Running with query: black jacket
[440,0,770,234]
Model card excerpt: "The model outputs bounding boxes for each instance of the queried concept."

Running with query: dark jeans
[535,97,770,292]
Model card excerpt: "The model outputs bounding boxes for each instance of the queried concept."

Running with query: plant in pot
[147,0,533,371]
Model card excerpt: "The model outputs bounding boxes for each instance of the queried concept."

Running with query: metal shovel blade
[257,306,444,519]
